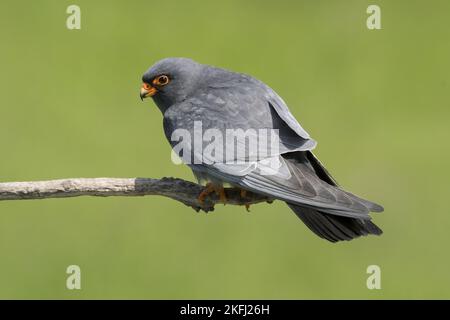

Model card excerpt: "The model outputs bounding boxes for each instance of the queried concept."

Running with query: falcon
[140,57,383,242]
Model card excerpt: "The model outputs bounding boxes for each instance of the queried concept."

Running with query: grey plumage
[141,57,384,242]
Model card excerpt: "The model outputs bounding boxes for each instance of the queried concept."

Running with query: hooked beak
[140,83,158,101]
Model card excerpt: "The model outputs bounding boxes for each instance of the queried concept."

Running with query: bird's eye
[153,75,170,86]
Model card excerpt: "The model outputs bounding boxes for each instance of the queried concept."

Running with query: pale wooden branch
[0,177,271,212]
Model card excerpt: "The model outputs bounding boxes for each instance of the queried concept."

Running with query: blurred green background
[0,0,449,299]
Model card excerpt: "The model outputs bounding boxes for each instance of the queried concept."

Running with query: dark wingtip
[370,203,384,213]
[288,204,383,242]
[365,220,383,235]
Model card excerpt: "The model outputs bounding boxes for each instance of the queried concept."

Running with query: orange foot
[198,183,227,205]
[240,189,251,212]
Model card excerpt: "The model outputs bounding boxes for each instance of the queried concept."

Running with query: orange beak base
[140,83,158,100]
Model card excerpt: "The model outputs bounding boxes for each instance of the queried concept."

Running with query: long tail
[287,204,382,242]
[286,151,383,242]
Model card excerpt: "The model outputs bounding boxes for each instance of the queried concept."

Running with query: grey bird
[140,57,383,242]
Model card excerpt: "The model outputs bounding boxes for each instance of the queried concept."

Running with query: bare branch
[0,177,271,212]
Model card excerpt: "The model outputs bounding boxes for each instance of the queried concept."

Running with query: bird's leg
[216,186,227,204]
[197,183,216,205]
[239,189,251,212]
[198,183,227,205]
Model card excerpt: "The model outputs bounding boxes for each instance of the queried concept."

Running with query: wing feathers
[288,204,382,242]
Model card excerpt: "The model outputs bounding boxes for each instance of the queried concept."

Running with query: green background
[0,0,449,299]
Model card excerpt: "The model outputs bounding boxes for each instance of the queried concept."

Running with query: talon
[197,183,216,205]
[198,183,227,205]
[239,189,250,211]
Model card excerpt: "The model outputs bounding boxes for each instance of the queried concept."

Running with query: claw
[198,183,227,205]
[239,188,251,212]
[197,183,216,205]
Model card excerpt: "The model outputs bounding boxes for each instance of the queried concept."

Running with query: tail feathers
[288,203,382,243]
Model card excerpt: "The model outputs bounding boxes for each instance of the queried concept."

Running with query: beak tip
[140,83,157,100]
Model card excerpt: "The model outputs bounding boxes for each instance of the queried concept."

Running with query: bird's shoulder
[163,65,313,141]
[162,71,271,129]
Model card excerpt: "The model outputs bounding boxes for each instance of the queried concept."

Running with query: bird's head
[140,57,204,111]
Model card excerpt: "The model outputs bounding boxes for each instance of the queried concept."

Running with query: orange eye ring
[153,75,170,86]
